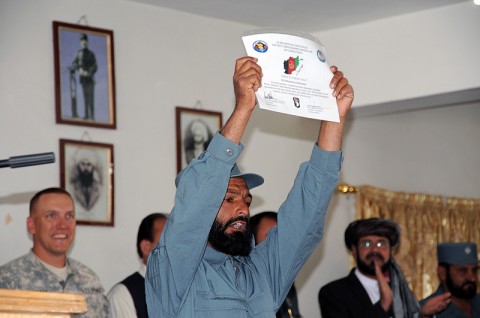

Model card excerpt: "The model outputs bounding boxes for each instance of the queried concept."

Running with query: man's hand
[317,66,354,151]
[329,66,354,119]
[420,293,451,317]
[375,260,393,313]
[221,57,262,144]
[233,56,262,113]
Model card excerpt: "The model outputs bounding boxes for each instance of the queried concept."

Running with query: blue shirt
[146,132,342,318]
[421,285,480,318]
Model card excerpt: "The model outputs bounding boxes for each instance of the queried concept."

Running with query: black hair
[249,211,278,238]
[136,213,167,258]
[439,262,450,269]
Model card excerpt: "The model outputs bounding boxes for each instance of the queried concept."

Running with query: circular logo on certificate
[253,40,268,53]
[317,49,326,62]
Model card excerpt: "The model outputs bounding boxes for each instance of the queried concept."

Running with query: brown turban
[344,218,400,251]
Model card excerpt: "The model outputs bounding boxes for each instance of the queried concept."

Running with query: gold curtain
[355,185,480,300]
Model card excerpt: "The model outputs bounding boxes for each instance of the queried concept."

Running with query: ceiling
[126,0,469,32]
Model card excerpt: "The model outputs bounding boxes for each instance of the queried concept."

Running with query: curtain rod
[336,183,360,194]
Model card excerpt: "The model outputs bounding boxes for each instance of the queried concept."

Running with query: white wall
[313,2,480,108]
[296,101,480,318]
[0,0,263,295]
[1,1,479,318]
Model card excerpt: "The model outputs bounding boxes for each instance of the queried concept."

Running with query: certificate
[242,30,339,122]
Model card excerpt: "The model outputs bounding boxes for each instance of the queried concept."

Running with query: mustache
[366,252,385,262]
[462,281,476,290]
[221,216,249,232]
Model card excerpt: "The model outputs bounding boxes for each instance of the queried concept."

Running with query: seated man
[420,242,479,318]
[108,213,168,318]
[145,56,354,317]
[250,211,303,318]
[318,218,421,318]
[0,187,108,317]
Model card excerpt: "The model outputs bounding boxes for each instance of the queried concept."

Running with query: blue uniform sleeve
[253,144,342,309]
[146,132,243,315]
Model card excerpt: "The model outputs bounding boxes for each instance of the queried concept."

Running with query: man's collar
[204,247,229,270]
[204,247,250,270]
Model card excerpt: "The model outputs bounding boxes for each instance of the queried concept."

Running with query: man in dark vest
[108,213,167,318]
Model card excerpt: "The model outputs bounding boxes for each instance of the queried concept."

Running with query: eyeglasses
[358,239,390,250]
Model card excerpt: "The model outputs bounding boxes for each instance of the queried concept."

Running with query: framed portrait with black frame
[176,106,223,173]
[59,139,114,226]
[53,21,116,129]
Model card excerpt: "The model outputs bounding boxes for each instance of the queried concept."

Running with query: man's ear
[438,265,447,283]
[26,216,35,235]
[351,246,358,259]
[140,239,151,259]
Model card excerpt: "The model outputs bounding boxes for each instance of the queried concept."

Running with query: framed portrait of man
[59,139,114,226]
[53,21,116,129]
[175,106,223,173]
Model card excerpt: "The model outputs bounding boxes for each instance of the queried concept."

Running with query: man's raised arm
[221,57,262,143]
[317,65,354,151]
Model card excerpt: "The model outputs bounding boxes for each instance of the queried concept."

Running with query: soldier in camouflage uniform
[0,187,108,317]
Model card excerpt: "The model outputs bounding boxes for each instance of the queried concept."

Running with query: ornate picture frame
[53,21,116,129]
[59,139,114,226]
[175,107,223,173]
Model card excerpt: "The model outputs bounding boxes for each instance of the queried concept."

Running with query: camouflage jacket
[0,250,108,317]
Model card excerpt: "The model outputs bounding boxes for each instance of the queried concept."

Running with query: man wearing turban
[318,218,422,318]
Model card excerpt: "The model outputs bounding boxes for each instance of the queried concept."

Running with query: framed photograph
[53,21,116,129]
[59,139,114,226]
[176,107,223,173]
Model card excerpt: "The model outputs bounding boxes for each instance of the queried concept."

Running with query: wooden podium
[0,289,87,317]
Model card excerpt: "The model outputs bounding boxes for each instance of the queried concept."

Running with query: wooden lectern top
[0,288,87,317]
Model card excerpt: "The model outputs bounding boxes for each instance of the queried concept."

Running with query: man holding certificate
[146,55,354,317]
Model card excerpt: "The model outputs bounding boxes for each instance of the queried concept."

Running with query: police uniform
[420,242,480,318]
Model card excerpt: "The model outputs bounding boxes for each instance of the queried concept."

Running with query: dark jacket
[319,268,392,318]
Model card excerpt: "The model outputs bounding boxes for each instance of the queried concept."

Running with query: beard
[356,252,391,276]
[446,271,477,299]
[208,216,253,256]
